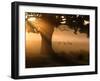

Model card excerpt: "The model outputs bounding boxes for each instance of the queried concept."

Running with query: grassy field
[25,25,89,68]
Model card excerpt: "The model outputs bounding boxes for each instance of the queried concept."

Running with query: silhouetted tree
[26,13,89,61]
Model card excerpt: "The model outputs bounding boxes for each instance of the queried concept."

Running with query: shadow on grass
[26,50,89,68]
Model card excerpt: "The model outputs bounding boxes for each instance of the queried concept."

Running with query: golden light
[60,21,66,24]
[25,15,28,19]
[61,16,64,18]
[28,17,36,22]
[62,18,66,21]
[84,20,89,26]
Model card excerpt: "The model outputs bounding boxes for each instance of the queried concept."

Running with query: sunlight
[84,20,89,26]
[28,17,36,22]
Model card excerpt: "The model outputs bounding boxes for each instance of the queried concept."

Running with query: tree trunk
[40,32,54,56]
[26,16,63,64]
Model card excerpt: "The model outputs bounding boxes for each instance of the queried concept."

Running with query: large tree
[26,14,60,60]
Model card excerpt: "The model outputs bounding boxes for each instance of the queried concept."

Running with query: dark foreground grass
[26,50,89,68]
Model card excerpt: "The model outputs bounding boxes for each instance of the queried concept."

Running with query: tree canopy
[26,12,89,37]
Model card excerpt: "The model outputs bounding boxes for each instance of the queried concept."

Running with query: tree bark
[40,31,54,56]
[37,18,55,56]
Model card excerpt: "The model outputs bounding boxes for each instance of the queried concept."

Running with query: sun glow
[84,20,89,26]
[28,17,36,22]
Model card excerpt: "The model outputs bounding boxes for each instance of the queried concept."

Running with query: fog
[26,25,89,56]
